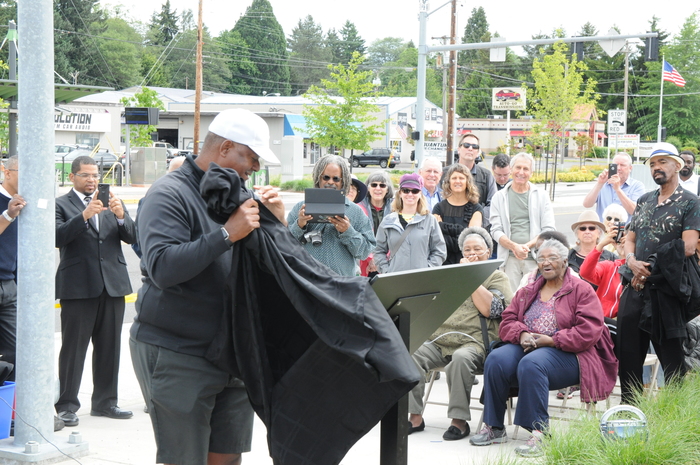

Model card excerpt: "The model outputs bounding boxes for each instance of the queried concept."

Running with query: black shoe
[54,416,65,432]
[443,424,470,440]
[90,406,133,419]
[407,419,425,435]
[57,411,79,427]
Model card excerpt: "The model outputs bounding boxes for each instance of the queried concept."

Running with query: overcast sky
[103,0,697,54]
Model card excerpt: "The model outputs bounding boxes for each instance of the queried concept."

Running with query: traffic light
[572,42,584,61]
[644,34,659,61]
[411,131,420,141]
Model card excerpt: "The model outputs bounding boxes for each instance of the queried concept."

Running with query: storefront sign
[54,112,111,132]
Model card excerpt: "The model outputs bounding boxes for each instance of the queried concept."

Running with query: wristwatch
[221,227,233,246]
[2,210,14,223]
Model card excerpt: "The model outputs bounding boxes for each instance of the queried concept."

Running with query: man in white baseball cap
[131,108,285,465]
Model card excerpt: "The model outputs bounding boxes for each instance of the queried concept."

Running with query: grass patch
[280,178,314,191]
[484,371,700,465]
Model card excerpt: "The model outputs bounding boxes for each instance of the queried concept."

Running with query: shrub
[280,179,314,191]
[269,175,281,187]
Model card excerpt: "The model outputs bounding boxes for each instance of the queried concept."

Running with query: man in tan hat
[618,142,700,403]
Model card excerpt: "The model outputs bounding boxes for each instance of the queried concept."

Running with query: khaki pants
[408,342,485,421]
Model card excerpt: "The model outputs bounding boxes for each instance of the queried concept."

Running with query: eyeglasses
[75,173,101,179]
[606,216,621,222]
[578,226,598,232]
[5,169,17,172]
[370,182,387,188]
[401,188,421,195]
[536,256,560,264]
[461,142,479,150]
[322,175,341,183]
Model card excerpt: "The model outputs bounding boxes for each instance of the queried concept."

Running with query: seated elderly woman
[407,227,513,440]
[469,239,617,457]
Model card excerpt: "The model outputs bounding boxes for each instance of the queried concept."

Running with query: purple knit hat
[399,173,423,190]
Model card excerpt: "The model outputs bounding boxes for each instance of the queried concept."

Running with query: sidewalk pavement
[33,323,608,465]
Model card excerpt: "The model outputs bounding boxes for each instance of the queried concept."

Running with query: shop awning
[284,114,311,138]
[0,80,113,103]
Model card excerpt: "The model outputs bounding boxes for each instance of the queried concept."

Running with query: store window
[76,133,100,148]
[391,140,402,153]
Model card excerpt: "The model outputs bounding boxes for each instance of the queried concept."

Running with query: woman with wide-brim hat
[567,209,616,276]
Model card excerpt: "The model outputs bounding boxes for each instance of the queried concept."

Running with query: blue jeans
[483,343,579,431]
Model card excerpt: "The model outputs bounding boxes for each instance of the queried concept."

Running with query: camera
[614,221,626,243]
[301,230,323,247]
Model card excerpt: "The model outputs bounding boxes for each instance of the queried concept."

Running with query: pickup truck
[179,140,202,157]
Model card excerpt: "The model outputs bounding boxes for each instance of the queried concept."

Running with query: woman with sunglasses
[567,210,616,277]
[360,171,395,276]
[374,173,446,273]
[433,164,483,264]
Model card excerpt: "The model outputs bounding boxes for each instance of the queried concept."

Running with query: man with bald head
[583,152,645,221]
[419,157,443,212]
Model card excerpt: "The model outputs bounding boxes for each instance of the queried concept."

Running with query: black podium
[371,260,502,465]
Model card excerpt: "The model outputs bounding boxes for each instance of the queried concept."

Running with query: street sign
[492,87,526,111]
[598,28,626,57]
[608,134,639,149]
[607,109,627,135]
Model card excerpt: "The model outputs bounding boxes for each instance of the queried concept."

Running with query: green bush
[280,179,314,191]
[592,146,608,158]
[666,136,683,151]
[269,175,281,187]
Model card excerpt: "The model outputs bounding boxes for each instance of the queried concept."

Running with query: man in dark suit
[55,156,136,427]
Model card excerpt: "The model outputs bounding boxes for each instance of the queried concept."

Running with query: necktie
[84,196,99,231]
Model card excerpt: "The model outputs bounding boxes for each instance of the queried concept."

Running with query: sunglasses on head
[579,226,597,232]
[606,216,621,222]
[370,182,387,188]
[401,188,421,195]
[322,175,341,183]
[461,142,479,149]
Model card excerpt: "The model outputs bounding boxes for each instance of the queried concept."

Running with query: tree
[459,6,489,65]
[337,21,366,64]
[287,15,332,95]
[303,52,385,155]
[231,0,290,95]
[96,16,143,89]
[217,29,257,94]
[325,28,342,64]
[140,52,170,87]
[148,0,179,46]
[120,87,165,147]
[379,45,442,105]
[167,27,231,92]
[367,37,407,67]
[529,41,599,174]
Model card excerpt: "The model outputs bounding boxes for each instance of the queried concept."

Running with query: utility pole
[446,0,457,166]
[8,21,17,157]
[433,36,448,144]
[193,0,203,155]
[623,42,630,113]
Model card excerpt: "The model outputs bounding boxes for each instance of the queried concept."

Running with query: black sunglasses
[579,226,597,232]
[370,182,387,188]
[401,188,421,194]
[461,142,479,149]
[322,175,341,183]
[606,216,621,222]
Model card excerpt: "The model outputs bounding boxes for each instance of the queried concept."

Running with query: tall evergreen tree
[167,28,231,92]
[459,6,488,65]
[338,21,365,64]
[97,16,143,89]
[148,0,178,46]
[326,28,342,64]
[287,15,332,95]
[231,0,290,95]
[217,29,257,94]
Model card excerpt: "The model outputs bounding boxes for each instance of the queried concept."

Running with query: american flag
[396,122,407,139]
[662,60,686,87]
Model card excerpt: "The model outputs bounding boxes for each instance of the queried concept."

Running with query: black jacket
[200,165,420,465]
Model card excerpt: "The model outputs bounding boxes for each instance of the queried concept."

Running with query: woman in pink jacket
[469,239,618,457]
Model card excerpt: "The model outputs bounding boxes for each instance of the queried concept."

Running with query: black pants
[617,286,686,403]
[56,290,125,413]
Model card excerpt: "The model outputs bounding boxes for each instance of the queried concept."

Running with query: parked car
[54,144,78,156]
[55,149,122,175]
[179,140,202,157]
[350,148,400,168]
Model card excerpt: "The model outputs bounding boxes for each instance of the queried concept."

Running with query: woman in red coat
[469,239,617,457]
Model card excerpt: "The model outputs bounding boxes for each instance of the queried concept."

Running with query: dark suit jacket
[55,190,136,300]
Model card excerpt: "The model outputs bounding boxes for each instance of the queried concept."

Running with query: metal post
[15,0,57,444]
[8,21,17,157]
[415,1,428,169]
[445,0,457,165]
[125,124,131,185]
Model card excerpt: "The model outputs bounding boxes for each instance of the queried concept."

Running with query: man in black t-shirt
[619,142,700,402]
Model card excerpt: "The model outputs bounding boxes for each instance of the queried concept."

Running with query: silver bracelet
[2,210,14,222]
[626,252,635,261]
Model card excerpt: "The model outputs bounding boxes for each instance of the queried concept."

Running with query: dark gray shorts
[130,338,254,465]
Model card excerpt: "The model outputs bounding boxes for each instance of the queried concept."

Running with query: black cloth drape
[199,164,420,465]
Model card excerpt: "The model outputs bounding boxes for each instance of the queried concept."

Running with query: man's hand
[7,195,26,219]
[108,192,125,219]
[627,255,651,291]
[608,174,622,191]
[328,215,350,233]
[255,185,286,225]
[597,169,609,185]
[82,196,104,222]
[296,204,314,229]
[224,198,260,243]
[512,243,530,260]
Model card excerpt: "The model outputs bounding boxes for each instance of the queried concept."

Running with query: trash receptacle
[0,381,16,439]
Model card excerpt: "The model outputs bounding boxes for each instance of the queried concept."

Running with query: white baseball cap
[208,109,280,164]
